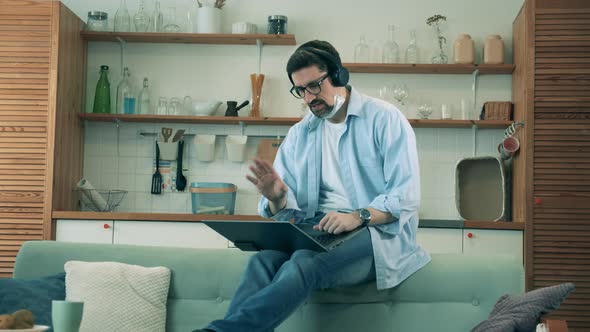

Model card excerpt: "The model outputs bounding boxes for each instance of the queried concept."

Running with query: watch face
[360,209,371,220]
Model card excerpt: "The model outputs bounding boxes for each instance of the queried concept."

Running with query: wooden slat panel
[536,30,590,36]
[0,0,53,262]
[536,52,590,58]
[0,218,42,224]
[0,191,43,203]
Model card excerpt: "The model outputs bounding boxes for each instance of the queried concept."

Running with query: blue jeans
[203,214,376,332]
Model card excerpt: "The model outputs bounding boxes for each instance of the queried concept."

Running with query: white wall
[69,0,524,219]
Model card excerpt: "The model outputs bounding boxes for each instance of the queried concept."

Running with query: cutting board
[256,138,283,164]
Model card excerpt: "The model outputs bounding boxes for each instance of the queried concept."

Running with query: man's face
[291,66,338,118]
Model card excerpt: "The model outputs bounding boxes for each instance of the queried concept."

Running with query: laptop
[202,220,365,253]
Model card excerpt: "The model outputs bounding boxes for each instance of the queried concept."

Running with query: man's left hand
[314,211,361,234]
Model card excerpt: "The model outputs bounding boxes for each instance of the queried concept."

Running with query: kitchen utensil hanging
[176,140,187,191]
[151,141,163,194]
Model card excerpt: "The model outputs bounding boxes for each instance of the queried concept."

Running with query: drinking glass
[163,7,180,32]
[157,97,168,115]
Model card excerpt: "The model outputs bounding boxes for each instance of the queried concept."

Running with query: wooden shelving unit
[80,113,512,129]
[52,211,523,230]
[344,63,515,75]
[79,113,302,126]
[81,31,297,45]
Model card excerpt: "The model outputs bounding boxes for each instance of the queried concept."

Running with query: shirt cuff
[260,196,299,221]
[368,194,402,236]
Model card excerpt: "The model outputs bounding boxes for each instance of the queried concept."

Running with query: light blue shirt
[258,86,431,290]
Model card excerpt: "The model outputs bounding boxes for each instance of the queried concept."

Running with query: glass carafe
[151,1,164,32]
[137,77,151,114]
[382,24,399,63]
[116,67,134,114]
[163,7,180,33]
[114,0,131,32]
[134,0,150,32]
[405,29,419,64]
[93,65,111,114]
[354,35,370,63]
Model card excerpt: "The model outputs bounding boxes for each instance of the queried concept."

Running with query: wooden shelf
[80,113,512,129]
[52,211,524,230]
[464,221,524,230]
[79,113,301,126]
[81,31,296,45]
[52,211,269,222]
[344,63,515,75]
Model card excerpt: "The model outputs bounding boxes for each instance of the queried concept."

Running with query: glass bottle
[151,1,164,32]
[381,24,399,63]
[354,35,370,63]
[93,65,111,114]
[114,0,131,32]
[137,77,151,114]
[134,0,150,32]
[163,7,180,33]
[405,29,418,64]
[116,67,135,114]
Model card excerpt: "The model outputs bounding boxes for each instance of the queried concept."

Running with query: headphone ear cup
[331,66,349,87]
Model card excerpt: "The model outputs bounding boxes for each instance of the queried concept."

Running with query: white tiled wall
[83,122,504,219]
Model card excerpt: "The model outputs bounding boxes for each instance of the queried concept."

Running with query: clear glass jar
[267,15,288,34]
[168,97,182,116]
[87,11,108,31]
[157,97,168,115]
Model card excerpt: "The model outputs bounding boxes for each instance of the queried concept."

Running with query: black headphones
[295,47,350,87]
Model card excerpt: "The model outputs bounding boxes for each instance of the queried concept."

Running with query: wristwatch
[355,208,372,227]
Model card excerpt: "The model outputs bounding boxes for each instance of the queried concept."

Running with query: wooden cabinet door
[113,221,232,249]
[55,219,113,244]
[0,0,53,278]
[463,229,523,264]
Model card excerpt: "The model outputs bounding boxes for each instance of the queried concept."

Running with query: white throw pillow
[65,261,171,332]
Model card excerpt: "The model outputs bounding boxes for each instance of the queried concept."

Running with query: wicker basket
[481,101,513,120]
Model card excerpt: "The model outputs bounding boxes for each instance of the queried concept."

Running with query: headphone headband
[290,46,350,87]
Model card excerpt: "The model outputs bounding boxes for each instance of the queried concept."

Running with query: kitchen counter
[52,211,524,230]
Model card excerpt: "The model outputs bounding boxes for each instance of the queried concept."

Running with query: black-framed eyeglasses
[290,74,329,99]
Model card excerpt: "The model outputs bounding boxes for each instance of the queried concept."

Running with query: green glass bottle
[93,65,111,113]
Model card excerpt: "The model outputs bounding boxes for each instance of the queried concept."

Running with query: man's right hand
[246,157,288,214]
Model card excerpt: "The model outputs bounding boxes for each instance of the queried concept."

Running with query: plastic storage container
[267,15,287,34]
[190,182,237,215]
[455,156,511,221]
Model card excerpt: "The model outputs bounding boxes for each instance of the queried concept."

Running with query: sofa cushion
[14,241,525,332]
[0,273,65,329]
[471,282,575,332]
[65,261,171,332]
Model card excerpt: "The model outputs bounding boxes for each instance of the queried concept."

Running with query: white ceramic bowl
[192,101,221,116]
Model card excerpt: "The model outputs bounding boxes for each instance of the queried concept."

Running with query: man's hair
[286,40,342,84]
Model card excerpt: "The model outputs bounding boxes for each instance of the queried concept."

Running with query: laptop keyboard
[313,233,339,246]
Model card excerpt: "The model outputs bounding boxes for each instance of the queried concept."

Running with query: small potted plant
[427,14,448,64]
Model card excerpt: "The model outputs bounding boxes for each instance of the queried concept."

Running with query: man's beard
[308,98,335,119]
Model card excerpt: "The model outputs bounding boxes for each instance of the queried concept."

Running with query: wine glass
[417,102,433,119]
[392,83,409,106]
[378,85,394,104]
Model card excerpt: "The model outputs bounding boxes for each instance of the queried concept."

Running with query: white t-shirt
[318,120,351,212]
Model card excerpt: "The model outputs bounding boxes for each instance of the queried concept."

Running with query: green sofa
[14,241,524,332]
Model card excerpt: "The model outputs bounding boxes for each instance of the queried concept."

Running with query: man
[195,40,431,332]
